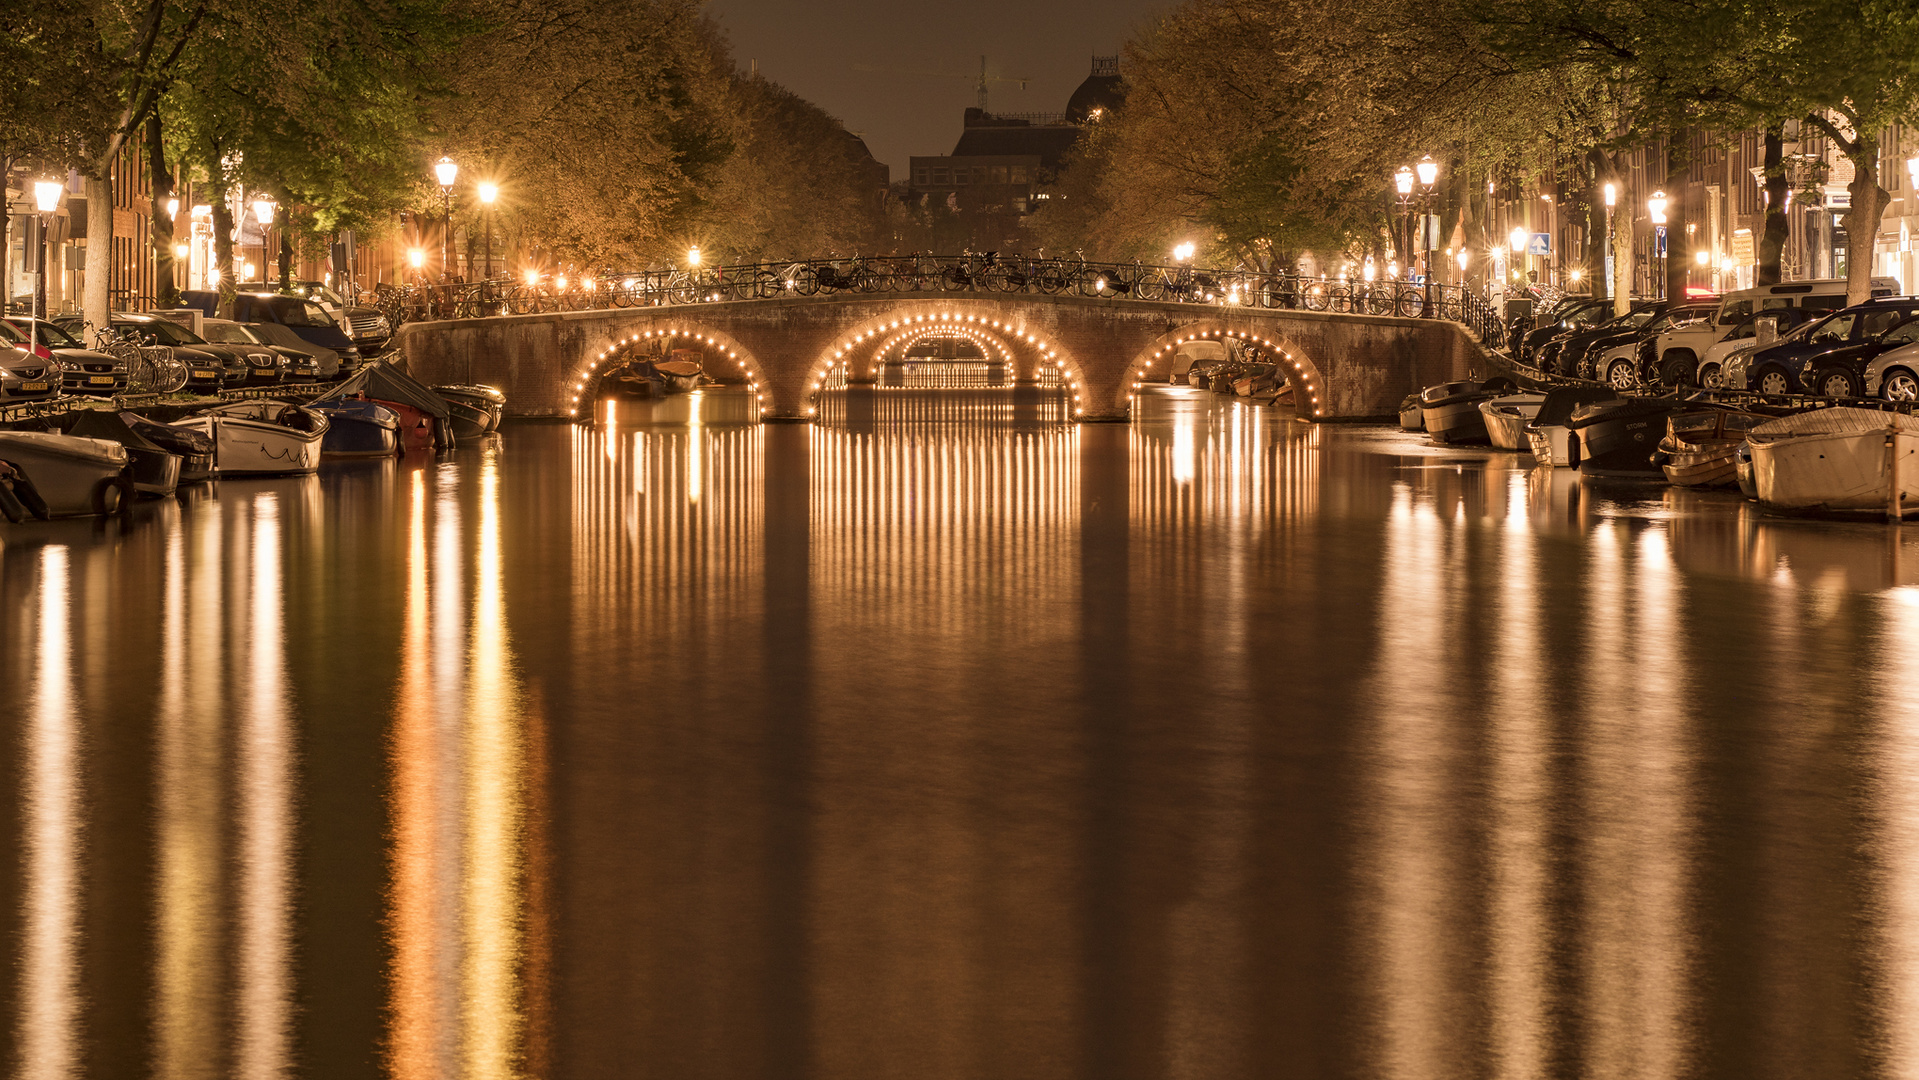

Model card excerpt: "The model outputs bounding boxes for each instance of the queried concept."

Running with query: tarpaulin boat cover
[65,409,170,452]
[1567,395,1680,429]
[315,362,450,419]
[1533,386,1620,427]
[1748,406,1919,442]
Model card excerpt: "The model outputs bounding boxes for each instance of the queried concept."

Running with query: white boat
[1479,393,1547,451]
[173,401,329,476]
[0,432,131,516]
[1746,407,1919,513]
[1398,394,1424,431]
[1419,382,1496,444]
[1522,386,1619,467]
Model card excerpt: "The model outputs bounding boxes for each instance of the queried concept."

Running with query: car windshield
[123,319,205,346]
[1807,313,1856,344]
[275,300,335,328]
[202,322,257,344]
[1880,316,1919,348]
[7,321,81,348]
[304,284,347,307]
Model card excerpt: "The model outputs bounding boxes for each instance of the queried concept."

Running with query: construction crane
[853,56,1031,113]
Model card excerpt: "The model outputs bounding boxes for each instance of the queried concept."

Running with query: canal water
[3,387,1917,1079]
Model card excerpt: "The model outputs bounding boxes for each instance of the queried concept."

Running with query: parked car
[1697,308,1824,388]
[1863,330,1919,401]
[239,280,391,357]
[199,318,309,382]
[1743,297,1919,395]
[1644,278,1896,387]
[1799,310,1919,398]
[1,317,127,395]
[1627,302,1720,386]
[1519,296,1616,368]
[0,327,60,402]
[1551,300,1663,380]
[183,291,360,376]
[56,312,254,392]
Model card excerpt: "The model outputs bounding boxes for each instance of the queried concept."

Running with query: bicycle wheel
[157,355,189,394]
[1395,288,1427,319]
[1329,285,1353,313]
[1134,275,1164,302]
[792,268,820,296]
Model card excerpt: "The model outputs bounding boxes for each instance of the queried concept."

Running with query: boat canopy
[1532,386,1619,427]
[65,409,173,453]
[316,362,451,419]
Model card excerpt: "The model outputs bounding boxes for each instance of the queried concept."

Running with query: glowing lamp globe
[33,180,63,213]
[1415,155,1438,187]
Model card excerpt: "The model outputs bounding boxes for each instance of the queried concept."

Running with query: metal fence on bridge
[368,254,1509,350]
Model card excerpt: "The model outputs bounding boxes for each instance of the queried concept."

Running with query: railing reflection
[1129,390,1320,531]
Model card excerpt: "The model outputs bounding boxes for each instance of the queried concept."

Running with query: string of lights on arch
[808,312,1089,416]
[569,329,768,418]
[1134,329,1322,418]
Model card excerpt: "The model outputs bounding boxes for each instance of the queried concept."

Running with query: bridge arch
[566,324,771,419]
[800,308,1087,416]
[1127,321,1327,418]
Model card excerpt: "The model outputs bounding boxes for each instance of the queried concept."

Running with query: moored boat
[654,360,703,394]
[314,363,454,450]
[174,401,328,476]
[65,410,182,497]
[127,415,216,483]
[1566,396,1688,477]
[1479,393,1547,451]
[0,431,132,516]
[1523,386,1621,467]
[432,384,506,432]
[1420,381,1498,445]
[440,396,494,440]
[310,399,401,458]
[1656,409,1768,488]
[1399,393,1424,431]
[1745,407,1919,512]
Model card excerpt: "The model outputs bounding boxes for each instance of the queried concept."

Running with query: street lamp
[477,181,498,281]
[1173,241,1195,263]
[1415,155,1438,188]
[408,248,426,281]
[30,179,62,360]
[688,245,702,268]
[252,196,277,288]
[435,155,458,281]
[1648,189,1669,298]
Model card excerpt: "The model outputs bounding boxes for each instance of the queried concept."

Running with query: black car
[1,317,127,395]
[1549,300,1661,380]
[1520,296,1615,368]
[199,318,308,382]
[184,291,361,376]
[1800,310,1919,398]
[1747,298,1919,396]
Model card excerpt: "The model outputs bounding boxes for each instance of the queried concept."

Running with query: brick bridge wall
[397,294,1496,420]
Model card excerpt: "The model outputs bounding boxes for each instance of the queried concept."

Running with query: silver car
[0,341,60,402]
[1862,329,1919,400]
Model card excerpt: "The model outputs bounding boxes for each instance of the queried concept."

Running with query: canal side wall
[398,296,1497,421]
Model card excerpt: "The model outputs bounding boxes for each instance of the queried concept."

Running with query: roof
[950,121,1082,168]
[1067,55,1125,122]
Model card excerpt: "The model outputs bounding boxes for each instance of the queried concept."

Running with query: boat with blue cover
[310,399,401,458]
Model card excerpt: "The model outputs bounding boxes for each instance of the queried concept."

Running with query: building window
[932,167,949,184]
[953,169,969,185]
[1010,165,1029,184]
[988,166,1009,184]
[914,168,930,186]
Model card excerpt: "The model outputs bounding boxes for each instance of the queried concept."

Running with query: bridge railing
[376,256,1508,347]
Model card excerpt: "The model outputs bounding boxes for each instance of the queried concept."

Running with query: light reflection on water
[11,396,1919,1077]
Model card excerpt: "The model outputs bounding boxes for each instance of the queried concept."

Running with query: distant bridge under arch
[398,293,1496,421]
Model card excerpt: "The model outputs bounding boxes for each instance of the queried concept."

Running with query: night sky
[705,0,1170,180]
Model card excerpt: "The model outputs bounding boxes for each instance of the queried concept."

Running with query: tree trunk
[1758,123,1790,286]
[1601,157,1635,316]
[279,232,294,290]
[1840,141,1888,305]
[211,188,237,318]
[83,172,113,336]
[148,113,178,307]
[1,155,11,311]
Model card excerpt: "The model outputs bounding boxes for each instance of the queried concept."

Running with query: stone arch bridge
[397,293,1496,421]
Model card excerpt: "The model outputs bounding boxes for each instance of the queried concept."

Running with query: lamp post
[31,179,62,361]
[252,196,277,288]
[477,181,498,282]
[1648,189,1669,300]
[1394,167,1415,279]
[1414,155,1439,281]
[434,155,458,282]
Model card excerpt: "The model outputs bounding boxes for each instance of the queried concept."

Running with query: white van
[1656,277,1902,384]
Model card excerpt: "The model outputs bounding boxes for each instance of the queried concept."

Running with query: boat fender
[91,474,135,517]
[2,462,51,520]
[1566,432,1581,471]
